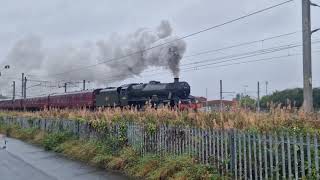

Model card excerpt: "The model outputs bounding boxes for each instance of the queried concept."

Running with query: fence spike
[263,133,268,180]
[274,133,279,180]
[293,135,298,180]
[239,131,243,179]
[287,133,292,179]
[258,133,262,180]
[314,134,319,180]
[307,133,312,178]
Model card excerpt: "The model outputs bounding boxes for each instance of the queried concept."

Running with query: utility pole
[24,77,27,99]
[257,81,260,112]
[12,81,15,100]
[21,73,24,98]
[220,80,223,112]
[83,80,86,90]
[64,83,67,93]
[302,0,313,112]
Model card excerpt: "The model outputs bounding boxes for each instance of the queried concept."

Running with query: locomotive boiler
[95,78,190,107]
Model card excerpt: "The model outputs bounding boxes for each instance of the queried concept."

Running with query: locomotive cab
[95,87,121,107]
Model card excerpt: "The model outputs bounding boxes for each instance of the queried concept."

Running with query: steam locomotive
[0,78,198,111]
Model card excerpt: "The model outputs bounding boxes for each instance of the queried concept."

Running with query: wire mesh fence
[0,116,319,179]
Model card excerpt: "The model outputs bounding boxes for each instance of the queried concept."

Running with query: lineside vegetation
[0,105,319,133]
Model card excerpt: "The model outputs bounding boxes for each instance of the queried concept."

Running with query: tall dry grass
[1,105,319,132]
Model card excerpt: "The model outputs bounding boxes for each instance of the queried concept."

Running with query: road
[0,135,128,180]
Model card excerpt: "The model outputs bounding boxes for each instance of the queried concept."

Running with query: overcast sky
[0,0,320,100]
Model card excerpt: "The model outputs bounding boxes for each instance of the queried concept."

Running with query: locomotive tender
[0,78,193,110]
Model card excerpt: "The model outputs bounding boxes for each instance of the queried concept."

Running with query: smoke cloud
[1,20,186,88]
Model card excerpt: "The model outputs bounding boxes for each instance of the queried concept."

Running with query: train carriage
[48,90,96,109]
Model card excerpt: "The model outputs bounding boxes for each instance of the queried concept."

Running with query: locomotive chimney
[174,77,179,83]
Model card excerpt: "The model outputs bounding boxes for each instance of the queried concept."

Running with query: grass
[0,106,320,134]
[0,124,222,179]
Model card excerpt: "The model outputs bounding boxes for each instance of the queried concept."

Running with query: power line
[92,40,320,83]
[183,30,300,59]
[181,42,303,67]
[11,50,320,98]
[21,39,320,93]
[28,0,293,79]
[182,41,320,71]
[104,50,320,83]
[25,30,302,81]
[30,39,311,84]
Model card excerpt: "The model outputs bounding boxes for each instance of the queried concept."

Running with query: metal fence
[0,116,319,179]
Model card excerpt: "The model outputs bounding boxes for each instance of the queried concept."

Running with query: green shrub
[42,132,72,150]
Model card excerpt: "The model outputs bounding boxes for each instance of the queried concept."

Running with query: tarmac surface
[0,135,128,180]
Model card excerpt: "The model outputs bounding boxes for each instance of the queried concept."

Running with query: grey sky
[0,0,319,99]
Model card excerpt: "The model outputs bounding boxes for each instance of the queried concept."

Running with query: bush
[42,132,72,150]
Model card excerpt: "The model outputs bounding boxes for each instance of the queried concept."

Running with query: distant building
[203,99,238,111]
[194,96,207,103]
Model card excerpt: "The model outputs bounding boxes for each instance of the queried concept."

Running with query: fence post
[217,130,221,170]
[299,135,305,178]
[248,133,252,180]
[253,133,258,180]
[205,129,209,164]
[258,133,262,180]
[314,134,319,179]
[274,133,279,180]
[287,133,292,179]
[221,130,224,172]
[263,133,268,179]
[201,129,205,164]
[280,133,286,179]
[307,133,311,178]
[238,132,242,179]
[230,130,236,179]
[188,127,191,156]
[224,131,228,172]
[213,129,216,165]
[208,128,212,164]
[269,134,273,179]
[293,135,298,180]
[244,133,248,179]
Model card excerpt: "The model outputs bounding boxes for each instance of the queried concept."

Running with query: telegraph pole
[12,81,15,100]
[220,80,223,112]
[64,83,67,93]
[83,80,86,90]
[302,0,313,112]
[21,73,24,98]
[257,81,260,112]
[24,77,27,99]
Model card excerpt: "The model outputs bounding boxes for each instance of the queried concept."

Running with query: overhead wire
[26,0,294,79]
[25,31,306,83]
[92,40,320,83]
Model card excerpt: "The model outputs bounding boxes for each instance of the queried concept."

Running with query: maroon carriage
[23,96,48,110]
[48,90,96,109]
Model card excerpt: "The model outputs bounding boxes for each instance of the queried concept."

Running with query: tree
[239,95,256,109]
[260,88,320,109]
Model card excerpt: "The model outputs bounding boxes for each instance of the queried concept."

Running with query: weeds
[42,132,72,150]
[0,106,319,133]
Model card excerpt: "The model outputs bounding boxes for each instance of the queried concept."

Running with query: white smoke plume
[1,20,186,89]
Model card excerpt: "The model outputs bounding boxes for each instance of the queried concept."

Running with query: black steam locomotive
[96,78,191,107]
